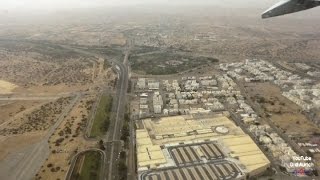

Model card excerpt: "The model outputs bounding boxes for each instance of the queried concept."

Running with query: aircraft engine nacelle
[262,0,320,18]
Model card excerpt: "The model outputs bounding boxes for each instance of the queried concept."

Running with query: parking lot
[140,142,241,180]
[168,142,225,166]
[170,146,202,165]
[140,161,241,180]
[199,143,224,160]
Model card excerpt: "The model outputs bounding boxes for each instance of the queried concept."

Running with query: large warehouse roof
[136,114,270,176]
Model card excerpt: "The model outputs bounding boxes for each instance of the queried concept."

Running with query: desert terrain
[0,40,117,180]
[0,2,320,179]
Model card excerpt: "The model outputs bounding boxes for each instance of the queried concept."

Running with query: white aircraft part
[262,0,320,18]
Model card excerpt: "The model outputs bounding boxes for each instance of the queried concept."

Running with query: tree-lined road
[64,45,130,180]
[105,49,129,180]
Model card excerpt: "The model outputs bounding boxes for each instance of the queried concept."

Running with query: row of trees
[120,112,130,148]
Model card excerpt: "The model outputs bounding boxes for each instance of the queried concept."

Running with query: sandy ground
[36,94,97,180]
[0,132,45,161]
[247,82,320,136]
[0,48,116,180]
[13,84,89,95]
[11,67,115,95]
[0,94,80,180]
[0,100,45,125]
[0,97,71,161]
[0,97,72,136]
[271,113,320,136]
[245,82,320,172]
[0,80,17,94]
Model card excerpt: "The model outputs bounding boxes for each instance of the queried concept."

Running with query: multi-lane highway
[0,40,132,180]
[64,45,130,180]
[105,50,129,180]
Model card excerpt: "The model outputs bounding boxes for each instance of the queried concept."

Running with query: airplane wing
[262,0,320,18]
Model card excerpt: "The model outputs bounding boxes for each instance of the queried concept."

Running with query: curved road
[62,45,130,180]
[105,50,129,180]
[65,148,106,180]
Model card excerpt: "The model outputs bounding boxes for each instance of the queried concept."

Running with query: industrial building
[136,113,270,180]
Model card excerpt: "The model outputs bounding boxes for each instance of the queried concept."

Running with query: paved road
[0,93,81,180]
[237,81,307,157]
[65,148,106,180]
[229,112,277,165]
[105,50,129,180]
[0,39,130,180]
[63,45,130,180]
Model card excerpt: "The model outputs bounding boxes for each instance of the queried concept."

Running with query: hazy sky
[2,0,278,11]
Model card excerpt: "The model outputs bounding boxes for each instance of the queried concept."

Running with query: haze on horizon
[1,0,319,26]
[2,0,279,11]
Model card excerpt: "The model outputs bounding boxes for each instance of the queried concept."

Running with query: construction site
[135,113,270,180]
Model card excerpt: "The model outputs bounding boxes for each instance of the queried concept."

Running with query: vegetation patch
[87,45,124,61]
[89,95,113,138]
[130,51,219,75]
[0,40,81,59]
[131,45,159,54]
[120,112,130,148]
[71,151,102,180]
[0,97,72,135]
[118,151,127,180]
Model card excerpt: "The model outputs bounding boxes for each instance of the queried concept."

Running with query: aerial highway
[105,50,129,180]
[62,44,130,180]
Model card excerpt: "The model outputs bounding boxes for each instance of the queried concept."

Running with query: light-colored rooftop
[222,135,270,172]
[136,114,270,173]
[136,129,167,168]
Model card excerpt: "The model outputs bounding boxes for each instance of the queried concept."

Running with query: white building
[148,80,160,90]
[153,92,163,114]
[137,78,146,89]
